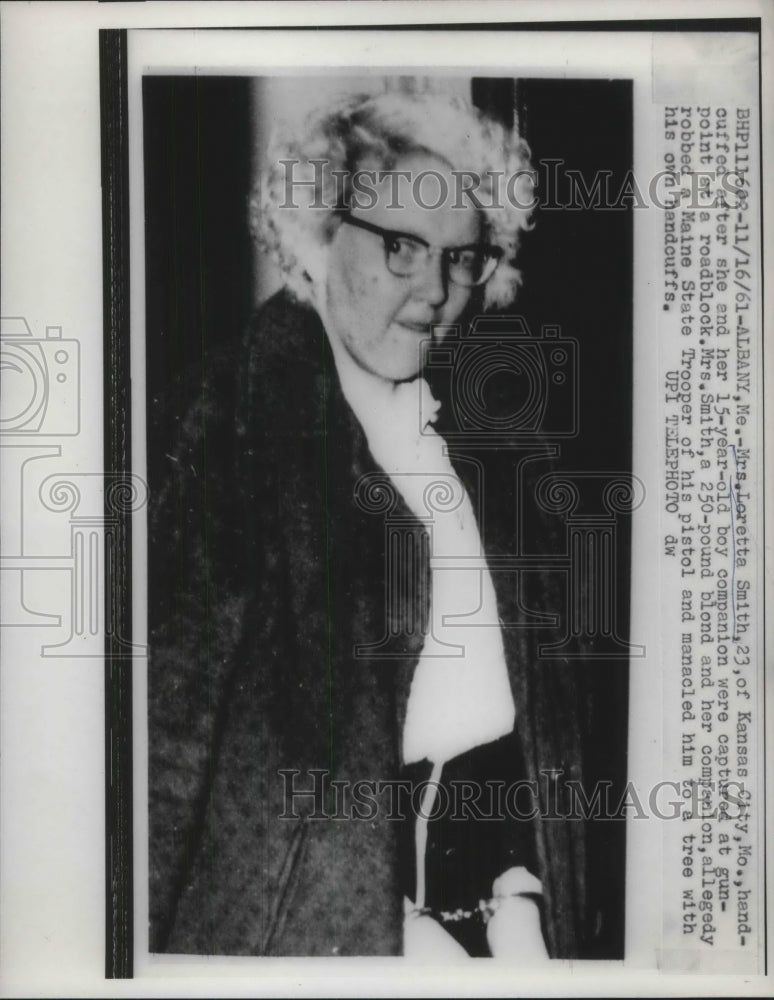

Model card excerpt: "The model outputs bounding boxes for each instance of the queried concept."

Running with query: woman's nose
[411,251,448,308]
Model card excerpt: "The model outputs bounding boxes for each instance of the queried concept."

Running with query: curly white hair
[252,86,535,310]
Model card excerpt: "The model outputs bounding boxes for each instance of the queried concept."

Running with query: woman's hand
[403,909,470,959]
[485,867,550,961]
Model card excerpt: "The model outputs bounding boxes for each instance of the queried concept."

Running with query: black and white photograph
[0,3,770,996]
[144,71,633,960]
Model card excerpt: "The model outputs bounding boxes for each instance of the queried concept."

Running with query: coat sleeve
[147,347,253,951]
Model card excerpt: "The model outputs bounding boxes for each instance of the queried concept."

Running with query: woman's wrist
[486,866,549,960]
[491,865,543,900]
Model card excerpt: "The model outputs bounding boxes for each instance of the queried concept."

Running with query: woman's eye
[449,249,476,269]
[389,238,419,261]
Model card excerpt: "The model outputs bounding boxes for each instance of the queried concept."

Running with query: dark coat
[148,291,601,957]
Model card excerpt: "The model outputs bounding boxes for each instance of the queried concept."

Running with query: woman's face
[324,153,481,382]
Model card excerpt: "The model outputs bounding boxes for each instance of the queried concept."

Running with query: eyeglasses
[339,214,503,288]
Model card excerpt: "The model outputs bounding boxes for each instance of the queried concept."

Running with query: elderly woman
[149,86,589,958]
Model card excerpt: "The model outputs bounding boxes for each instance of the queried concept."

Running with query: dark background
[143,75,632,958]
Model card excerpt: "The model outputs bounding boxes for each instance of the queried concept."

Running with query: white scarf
[325,328,515,766]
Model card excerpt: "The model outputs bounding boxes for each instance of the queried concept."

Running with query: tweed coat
[148,290,597,957]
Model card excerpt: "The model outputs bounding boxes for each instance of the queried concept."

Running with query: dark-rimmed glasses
[340,214,503,288]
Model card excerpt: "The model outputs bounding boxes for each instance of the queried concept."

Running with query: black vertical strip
[100,29,133,979]
[471,78,515,128]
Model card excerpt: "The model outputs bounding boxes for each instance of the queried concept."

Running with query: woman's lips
[396,319,432,333]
